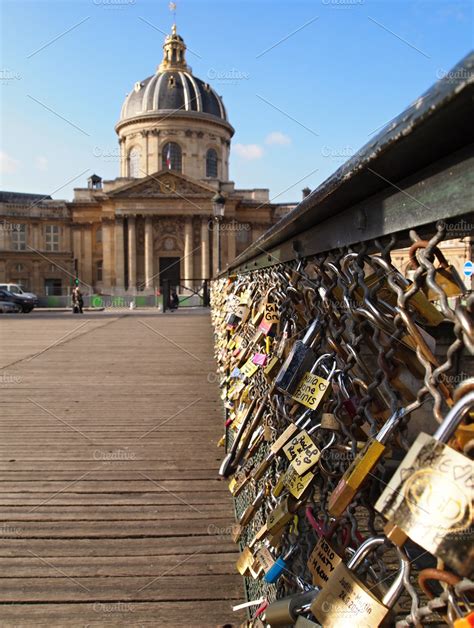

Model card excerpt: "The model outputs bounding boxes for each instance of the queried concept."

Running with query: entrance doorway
[159,257,180,291]
[44,279,62,295]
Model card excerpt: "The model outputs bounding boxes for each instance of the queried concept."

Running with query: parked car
[0,300,21,313]
[0,289,35,313]
[0,283,39,306]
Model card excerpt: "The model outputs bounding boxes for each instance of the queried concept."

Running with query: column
[119,138,126,177]
[72,226,82,279]
[201,217,210,279]
[0,222,6,250]
[102,220,115,290]
[82,227,93,288]
[127,216,136,292]
[212,219,219,277]
[144,216,154,291]
[32,260,41,295]
[144,132,149,175]
[226,223,236,268]
[32,223,41,251]
[114,218,125,291]
[183,217,193,290]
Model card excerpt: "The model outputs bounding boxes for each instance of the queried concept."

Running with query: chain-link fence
[210,54,473,627]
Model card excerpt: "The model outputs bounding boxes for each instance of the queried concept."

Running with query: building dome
[115,25,233,181]
[120,72,227,122]
[118,25,227,124]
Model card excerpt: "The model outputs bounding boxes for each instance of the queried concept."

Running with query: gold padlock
[375,391,474,577]
[311,536,409,627]
[408,240,466,301]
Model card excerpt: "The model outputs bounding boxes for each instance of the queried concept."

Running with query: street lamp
[212,191,226,273]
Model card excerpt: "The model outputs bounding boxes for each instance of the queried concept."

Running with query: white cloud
[36,156,48,171]
[265,131,291,146]
[234,143,264,160]
[0,151,20,173]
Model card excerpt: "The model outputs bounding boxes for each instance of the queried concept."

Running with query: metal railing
[210,52,473,626]
[161,279,210,312]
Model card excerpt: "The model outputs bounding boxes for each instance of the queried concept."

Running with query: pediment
[108,171,217,199]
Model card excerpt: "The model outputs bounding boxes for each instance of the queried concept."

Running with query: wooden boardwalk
[0,310,244,627]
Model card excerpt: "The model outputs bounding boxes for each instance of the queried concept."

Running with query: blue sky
[1,0,472,202]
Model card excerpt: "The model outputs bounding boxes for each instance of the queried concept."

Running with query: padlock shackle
[347,536,385,569]
[433,390,474,443]
[347,538,409,609]
[302,318,322,346]
[408,240,450,270]
[382,547,410,608]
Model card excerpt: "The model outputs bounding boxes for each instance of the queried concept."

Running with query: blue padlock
[263,547,297,584]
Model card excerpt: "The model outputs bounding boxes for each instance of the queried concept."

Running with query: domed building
[0,25,295,297]
[116,25,233,183]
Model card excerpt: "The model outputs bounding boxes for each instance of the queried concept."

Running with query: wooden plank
[0,312,243,624]
[0,601,245,626]
[0,536,237,557]
[0,504,233,521]
[0,519,234,537]
[0,553,238,577]
[0,575,243,602]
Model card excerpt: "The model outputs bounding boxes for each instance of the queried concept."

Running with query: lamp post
[212,191,226,274]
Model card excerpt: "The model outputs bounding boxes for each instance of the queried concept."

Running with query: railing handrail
[220,52,474,276]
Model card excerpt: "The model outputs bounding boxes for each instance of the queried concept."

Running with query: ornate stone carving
[114,173,212,198]
[153,217,184,251]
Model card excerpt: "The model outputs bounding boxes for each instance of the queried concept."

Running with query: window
[44,279,62,296]
[45,225,60,252]
[96,227,102,243]
[11,224,26,251]
[96,260,103,282]
[206,148,218,178]
[162,142,182,172]
[129,148,141,177]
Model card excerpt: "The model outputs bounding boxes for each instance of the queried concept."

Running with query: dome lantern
[158,24,189,73]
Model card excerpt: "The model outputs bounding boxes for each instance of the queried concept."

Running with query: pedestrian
[170,290,179,311]
[72,286,84,314]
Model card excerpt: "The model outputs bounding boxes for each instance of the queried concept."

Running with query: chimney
[302,187,311,199]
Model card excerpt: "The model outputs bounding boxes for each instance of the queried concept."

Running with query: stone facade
[0,26,294,296]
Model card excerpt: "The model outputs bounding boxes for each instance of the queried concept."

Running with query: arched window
[162,142,182,172]
[206,148,218,178]
[128,148,141,177]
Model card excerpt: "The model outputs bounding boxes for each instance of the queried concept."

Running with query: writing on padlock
[291,354,336,410]
[307,536,343,589]
[311,536,409,628]
[375,391,474,577]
